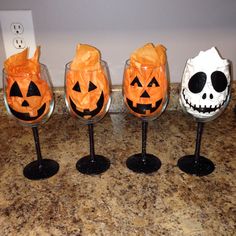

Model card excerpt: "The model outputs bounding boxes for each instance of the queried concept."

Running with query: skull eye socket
[10,81,23,97]
[73,81,81,92]
[130,76,142,87]
[211,71,228,92]
[188,72,207,93]
[147,77,159,87]
[27,81,41,97]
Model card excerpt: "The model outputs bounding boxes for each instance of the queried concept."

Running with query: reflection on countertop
[0,108,235,235]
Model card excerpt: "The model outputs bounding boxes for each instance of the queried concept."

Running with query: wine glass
[122,59,169,173]
[65,60,111,175]
[178,60,231,176]
[3,63,59,180]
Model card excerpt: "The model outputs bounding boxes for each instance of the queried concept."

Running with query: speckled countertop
[0,84,235,236]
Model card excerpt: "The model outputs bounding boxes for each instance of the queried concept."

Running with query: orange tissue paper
[4,48,52,124]
[123,43,168,118]
[66,43,110,120]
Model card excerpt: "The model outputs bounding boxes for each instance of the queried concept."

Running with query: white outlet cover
[0,10,36,58]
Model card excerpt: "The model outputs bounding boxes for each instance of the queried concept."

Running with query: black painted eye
[188,72,207,93]
[131,76,142,87]
[147,77,159,87]
[88,81,97,92]
[10,81,23,97]
[211,71,228,92]
[27,81,41,97]
[73,81,81,92]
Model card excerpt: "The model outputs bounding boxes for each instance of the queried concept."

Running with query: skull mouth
[69,91,104,118]
[9,103,46,121]
[182,88,228,113]
[126,98,162,115]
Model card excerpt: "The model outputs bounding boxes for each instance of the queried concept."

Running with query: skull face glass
[181,70,230,119]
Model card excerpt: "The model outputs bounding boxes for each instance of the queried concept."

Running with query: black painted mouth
[70,91,104,118]
[9,103,46,121]
[126,98,162,115]
[182,89,228,113]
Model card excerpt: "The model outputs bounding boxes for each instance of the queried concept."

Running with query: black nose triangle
[140,90,150,98]
[22,100,29,107]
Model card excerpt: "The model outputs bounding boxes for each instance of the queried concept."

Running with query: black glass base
[23,159,59,180]
[177,155,215,176]
[76,155,110,175]
[126,153,161,174]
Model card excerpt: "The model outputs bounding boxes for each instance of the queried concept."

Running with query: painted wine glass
[178,47,231,176]
[123,57,169,173]
[65,60,111,175]
[3,63,59,180]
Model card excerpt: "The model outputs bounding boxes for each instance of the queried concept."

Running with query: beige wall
[0,0,235,87]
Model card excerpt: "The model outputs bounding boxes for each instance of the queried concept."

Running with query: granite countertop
[0,106,235,235]
[0,81,236,236]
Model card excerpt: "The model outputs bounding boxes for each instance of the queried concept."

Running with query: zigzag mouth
[69,91,104,118]
[182,89,228,113]
[126,98,162,115]
[9,103,46,121]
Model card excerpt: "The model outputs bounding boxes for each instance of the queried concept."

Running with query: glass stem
[194,122,204,165]
[32,127,43,171]
[141,120,148,162]
[88,123,95,162]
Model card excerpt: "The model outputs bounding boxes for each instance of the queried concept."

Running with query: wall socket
[0,10,36,58]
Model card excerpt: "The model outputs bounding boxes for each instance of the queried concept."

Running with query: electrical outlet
[0,10,36,58]
[11,22,24,35]
[13,37,26,49]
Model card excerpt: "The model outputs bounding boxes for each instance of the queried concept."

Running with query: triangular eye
[72,81,81,92]
[130,76,142,87]
[147,77,159,87]
[88,81,97,92]
[27,81,41,97]
[10,81,23,97]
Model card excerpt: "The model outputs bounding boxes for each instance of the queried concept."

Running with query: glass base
[76,155,110,175]
[23,159,59,180]
[177,155,215,176]
[126,153,161,174]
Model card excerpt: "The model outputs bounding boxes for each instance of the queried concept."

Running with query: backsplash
[0,82,235,115]
[52,83,181,115]
[52,82,236,114]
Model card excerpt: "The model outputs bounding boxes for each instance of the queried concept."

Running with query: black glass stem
[32,126,43,171]
[177,122,215,176]
[88,124,95,162]
[23,126,59,180]
[126,120,161,174]
[76,123,110,175]
[194,122,204,166]
[141,120,148,162]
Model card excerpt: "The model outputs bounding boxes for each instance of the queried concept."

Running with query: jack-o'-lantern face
[123,64,168,118]
[6,75,52,123]
[66,66,110,120]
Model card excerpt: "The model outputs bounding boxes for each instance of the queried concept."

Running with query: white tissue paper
[180,47,231,121]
